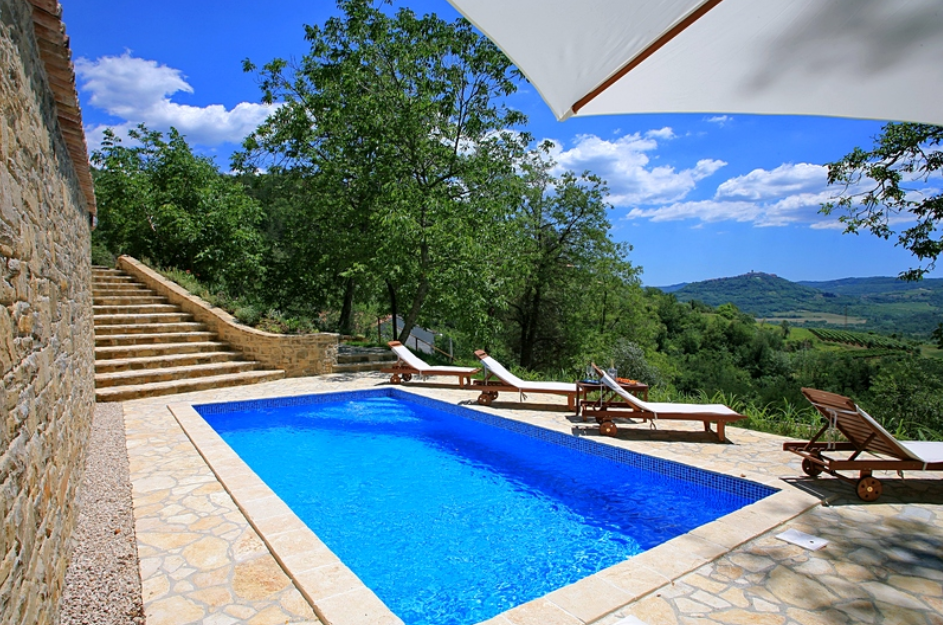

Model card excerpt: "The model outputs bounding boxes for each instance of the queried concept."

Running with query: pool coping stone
[167,386,822,625]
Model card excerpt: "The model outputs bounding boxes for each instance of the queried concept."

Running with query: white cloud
[716,163,827,201]
[645,127,676,140]
[76,53,278,151]
[623,162,852,227]
[706,115,731,125]
[627,200,760,224]
[546,132,726,205]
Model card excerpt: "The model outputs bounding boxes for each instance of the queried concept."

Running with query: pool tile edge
[167,402,405,625]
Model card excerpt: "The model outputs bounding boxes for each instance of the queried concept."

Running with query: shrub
[234,306,262,326]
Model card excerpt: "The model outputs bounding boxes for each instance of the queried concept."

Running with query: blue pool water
[197,390,774,625]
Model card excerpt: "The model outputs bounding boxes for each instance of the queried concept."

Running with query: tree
[238,0,527,338]
[932,322,943,349]
[822,123,943,281]
[92,126,265,294]
[501,146,643,370]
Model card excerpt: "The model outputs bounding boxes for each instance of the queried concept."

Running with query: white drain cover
[776,528,829,551]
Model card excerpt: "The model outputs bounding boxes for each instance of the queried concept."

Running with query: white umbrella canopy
[446,0,943,125]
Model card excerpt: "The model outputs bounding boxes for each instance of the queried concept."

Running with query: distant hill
[656,282,688,293]
[666,272,943,337]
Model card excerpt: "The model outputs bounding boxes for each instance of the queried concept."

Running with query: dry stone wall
[117,256,339,377]
[0,1,95,623]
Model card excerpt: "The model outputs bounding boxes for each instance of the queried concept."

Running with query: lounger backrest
[388,341,429,372]
[593,365,654,412]
[801,387,918,461]
[474,351,526,387]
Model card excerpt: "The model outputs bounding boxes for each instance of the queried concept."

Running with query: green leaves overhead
[822,123,943,281]
[92,126,265,294]
[238,0,529,340]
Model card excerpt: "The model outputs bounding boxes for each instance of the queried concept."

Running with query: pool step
[92,266,285,401]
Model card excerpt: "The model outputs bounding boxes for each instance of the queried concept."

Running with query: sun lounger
[783,387,943,501]
[473,350,577,410]
[583,364,745,441]
[381,341,480,387]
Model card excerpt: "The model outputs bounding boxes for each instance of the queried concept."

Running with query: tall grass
[643,387,824,439]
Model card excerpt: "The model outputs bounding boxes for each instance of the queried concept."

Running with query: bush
[90,240,115,267]
[234,306,262,326]
[608,339,665,386]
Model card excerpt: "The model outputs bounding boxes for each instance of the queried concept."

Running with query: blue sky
[63,0,941,286]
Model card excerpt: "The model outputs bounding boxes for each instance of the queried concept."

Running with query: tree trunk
[386,280,398,343]
[398,241,431,344]
[519,284,542,369]
[338,277,356,335]
[398,276,429,344]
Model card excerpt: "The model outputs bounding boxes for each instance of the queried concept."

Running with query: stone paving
[119,372,943,625]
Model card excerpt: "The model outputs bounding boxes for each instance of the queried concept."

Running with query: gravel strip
[57,402,145,625]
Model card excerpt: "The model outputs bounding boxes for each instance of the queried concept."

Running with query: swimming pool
[195,389,776,625]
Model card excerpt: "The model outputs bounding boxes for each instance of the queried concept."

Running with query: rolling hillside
[662,272,943,337]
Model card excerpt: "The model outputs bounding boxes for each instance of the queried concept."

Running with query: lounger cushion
[640,402,740,416]
[390,343,478,375]
[480,356,576,393]
[899,442,943,464]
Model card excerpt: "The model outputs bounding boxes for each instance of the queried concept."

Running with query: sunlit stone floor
[119,372,943,625]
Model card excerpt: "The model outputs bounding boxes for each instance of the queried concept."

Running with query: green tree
[932,322,943,349]
[238,0,526,339]
[822,123,943,281]
[501,146,643,370]
[92,126,265,294]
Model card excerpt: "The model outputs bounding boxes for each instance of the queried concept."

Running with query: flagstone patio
[119,372,943,625]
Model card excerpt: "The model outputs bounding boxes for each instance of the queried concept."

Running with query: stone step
[96,369,286,402]
[91,266,122,274]
[92,275,136,283]
[93,288,157,298]
[95,361,263,388]
[95,322,206,336]
[94,312,193,325]
[95,341,230,360]
[95,351,242,374]
[336,352,396,364]
[95,331,216,348]
[332,361,396,374]
[94,304,180,315]
[93,282,153,292]
[93,295,167,306]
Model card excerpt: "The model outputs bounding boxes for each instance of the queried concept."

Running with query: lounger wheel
[801,458,823,477]
[856,476,882,502]
[401,373,413,382]
[390,373,402,384]
[477,392,495,406]
[599,421,618,437]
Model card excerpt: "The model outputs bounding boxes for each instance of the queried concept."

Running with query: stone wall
[0,0,95,623]
[117,256,339,377]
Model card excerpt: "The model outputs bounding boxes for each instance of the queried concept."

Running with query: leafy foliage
[822,122,943,281]
[92,126,265,295]
[238,0,527,339]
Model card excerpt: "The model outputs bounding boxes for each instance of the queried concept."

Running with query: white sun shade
[447,0,943,125]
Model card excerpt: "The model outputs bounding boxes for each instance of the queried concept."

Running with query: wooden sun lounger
[582,364,745,442]
[783,387,943,501]
[381,341,480,387]
[472,350,577,410]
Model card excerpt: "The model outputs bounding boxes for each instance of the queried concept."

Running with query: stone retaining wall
[116,256,339,377]
[0,1,96,623]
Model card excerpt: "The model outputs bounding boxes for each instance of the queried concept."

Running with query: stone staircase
[93,266,286,401]
[333,345,397,374]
